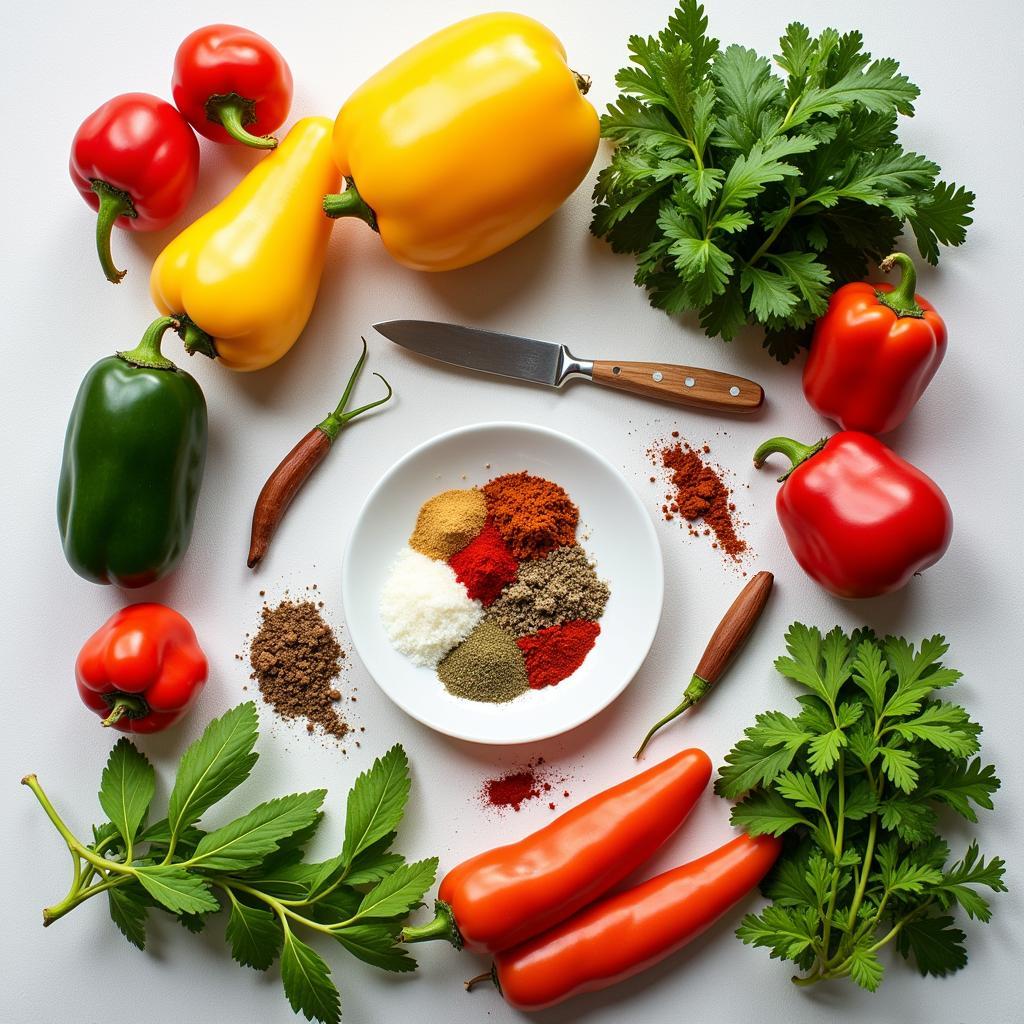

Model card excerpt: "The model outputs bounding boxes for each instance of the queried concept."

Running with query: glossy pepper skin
[151,117,340,371]
[754,432,953,599]
[485,834,781,1011]
[76,604,208,733]
[58,317,207,588]
[70,93,200,283]
[323,12,598,271]
[804,253,947,434]
[403,749,711,954]
[172,24,293,149]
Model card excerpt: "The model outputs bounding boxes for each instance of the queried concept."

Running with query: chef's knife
[373,319,763,413]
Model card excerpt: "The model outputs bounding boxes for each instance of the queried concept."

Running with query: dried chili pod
[247,338,392,567]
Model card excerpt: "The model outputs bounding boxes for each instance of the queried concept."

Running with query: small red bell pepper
[70,93,200,284]
[76,604,208,733]
[754,432,953,599]
[172,24,293,149]
[803,253,947,434]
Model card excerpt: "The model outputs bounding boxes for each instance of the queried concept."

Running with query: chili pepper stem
[401,900,463,949]
[464,972,494,992]
[116,316,180,371]
[206,92,278,149]
[90,179,136,284]
[753,436,828,482]
[316,338,393,440]
[876,252,925,318]
[322,177,379,231]
[634,674,714,759]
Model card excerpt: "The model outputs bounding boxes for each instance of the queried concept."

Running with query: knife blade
[373,319,763,413]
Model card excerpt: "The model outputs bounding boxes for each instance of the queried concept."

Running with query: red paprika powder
[483,472,578,559]
[449,521,518,606]
[517,620,601,688]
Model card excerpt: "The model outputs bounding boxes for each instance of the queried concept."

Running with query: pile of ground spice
[517,620,601,688]
[437,620,528,703]
[487,544,610,636]
[410,488,487,560]
[480,757,572,812]
[249,600,350,740]
[448,521,518,606]
[651,437,748,562]
[483,472,579,559]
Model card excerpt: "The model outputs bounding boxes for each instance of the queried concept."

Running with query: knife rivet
[729,385,740,396]
[653,371,663,382]
[684,376,695,388]
[612,366,621,375]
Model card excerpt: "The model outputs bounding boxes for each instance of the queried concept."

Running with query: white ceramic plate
[342,422,664,744]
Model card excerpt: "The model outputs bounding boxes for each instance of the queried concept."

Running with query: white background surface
[1,2,1021,1022]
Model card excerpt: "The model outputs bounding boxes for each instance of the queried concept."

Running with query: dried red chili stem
[247,338,392,568]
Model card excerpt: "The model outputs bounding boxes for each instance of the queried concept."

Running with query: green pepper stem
[206,93,277,149]
[90,180,136,284]
[401,900,463,950]
[876,252,924,318]
[753,436,827,482]
[316,337,393,442]
[101,694,149,728]
[176,316,218,360]
[634,673,714,759]
[116,316,180,371]
[322,177,378,231]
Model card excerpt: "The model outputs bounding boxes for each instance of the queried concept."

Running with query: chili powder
[448,521,518,606]
[483,472,578,559]
[517,620,601,688]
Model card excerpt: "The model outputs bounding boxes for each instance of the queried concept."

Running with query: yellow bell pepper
[322,13,599,272]
[151,117,340,372]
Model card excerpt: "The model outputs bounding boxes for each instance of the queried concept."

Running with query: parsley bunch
[24,703,436,1023]
[592,1,974,361]
[717,625,1005,990]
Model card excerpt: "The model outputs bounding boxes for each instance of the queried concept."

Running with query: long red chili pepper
[172,24,293,149]
[70,93,200,283]
[247,339,391,568]
[468,833,781,1010]
[402,748,712,954]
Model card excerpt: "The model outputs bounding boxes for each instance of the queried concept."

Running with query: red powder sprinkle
[449,521,518,606]
[517,621,601,688]
[481,759,573,813]
[649,438,749,563]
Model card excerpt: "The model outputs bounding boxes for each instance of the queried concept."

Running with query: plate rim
[341,420,664,745]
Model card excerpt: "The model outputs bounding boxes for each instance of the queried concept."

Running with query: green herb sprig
[592,1,974,361]
[24,703,436,1023]
[717,625,1005,989]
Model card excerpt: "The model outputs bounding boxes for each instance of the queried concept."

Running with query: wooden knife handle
[591,360,763,412]
[694,571,774,684]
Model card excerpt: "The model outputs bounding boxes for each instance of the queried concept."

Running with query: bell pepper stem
[322,178,378,231]
[90,180,136,284]
[401,900,463,950]
[753,436,827,482]
[116,316,180,371]
[316,338,394,441]
[876,252,925,318]
[634,673,713,759]
[176,316,218,360]
[464,971,496,992]
[100,694,149,728]
[206,92,277,149]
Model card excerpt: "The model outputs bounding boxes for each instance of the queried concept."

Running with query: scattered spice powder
[517,620,601,688]
[487,544,610,637]
[409,488,487,560]
[437,620,529,703]
[480,757,573,812]
[249,600,350,740]
[483,472,579,559]
[448,521,518,606]
[651,438,748,562]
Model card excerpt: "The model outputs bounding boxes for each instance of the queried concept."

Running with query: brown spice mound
[250,600,350,740]
[483,472,578,559]
[654,440,748,562]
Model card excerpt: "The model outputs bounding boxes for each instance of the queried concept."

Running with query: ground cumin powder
[250,600,350,740]
[409,488,487,560]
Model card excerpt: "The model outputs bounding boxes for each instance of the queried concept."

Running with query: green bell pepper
[58,316,208,588]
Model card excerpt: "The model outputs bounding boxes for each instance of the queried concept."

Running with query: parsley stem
[820,754,846,959]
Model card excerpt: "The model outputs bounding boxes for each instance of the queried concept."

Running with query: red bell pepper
[76,604,208,733]
[172,24,293,149]
[754,432,953,599]
[70,93,200,284]
[803,253,947,434]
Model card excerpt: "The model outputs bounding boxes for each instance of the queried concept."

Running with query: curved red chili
[70,93,200,283]
[172,24,293,149]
